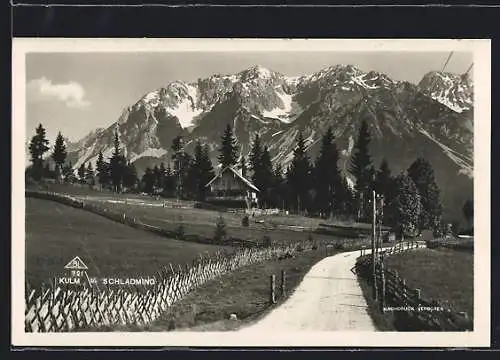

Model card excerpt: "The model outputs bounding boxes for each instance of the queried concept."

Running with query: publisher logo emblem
[64,256,88,271]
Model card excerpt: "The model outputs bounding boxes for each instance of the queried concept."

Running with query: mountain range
[64,64,474,224]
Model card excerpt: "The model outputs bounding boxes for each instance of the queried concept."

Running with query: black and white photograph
[12,38,490,347]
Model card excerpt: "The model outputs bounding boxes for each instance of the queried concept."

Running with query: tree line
[27,121,473,236]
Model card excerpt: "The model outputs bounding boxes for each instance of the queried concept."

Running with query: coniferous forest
[26,121,473,238]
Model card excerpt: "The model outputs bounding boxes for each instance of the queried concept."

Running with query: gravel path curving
[239,249,377,332]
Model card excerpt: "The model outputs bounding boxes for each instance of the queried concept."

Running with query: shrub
[214,214,227,244]
[334,241,344,250]
[175,223,185,239]
[426,239,442,249]
[241,215,249,227]
[262,235,272,248]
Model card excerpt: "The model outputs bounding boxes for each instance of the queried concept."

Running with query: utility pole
[372,190,378,301]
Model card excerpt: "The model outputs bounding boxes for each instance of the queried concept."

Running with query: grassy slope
[31,183,364,247]
[357,275,397,331]
[25,197,232,287]
[384,248,474,317]
[141,248,329,331]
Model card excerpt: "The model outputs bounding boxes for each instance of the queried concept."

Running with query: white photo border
[12,38,491,348]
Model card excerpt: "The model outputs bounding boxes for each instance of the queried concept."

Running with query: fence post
[380,261,386,312]
[270,274,276,304]
[401,278,407,300]
[281,270,286,297]
[415,288,421,300]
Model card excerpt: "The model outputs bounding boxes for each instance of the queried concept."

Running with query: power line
[441,50,454,73]
[465,63,473,75]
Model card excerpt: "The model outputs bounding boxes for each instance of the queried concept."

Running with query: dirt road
[239,249,377,332]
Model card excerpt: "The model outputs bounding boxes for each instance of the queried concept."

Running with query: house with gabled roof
[205,166,259,208]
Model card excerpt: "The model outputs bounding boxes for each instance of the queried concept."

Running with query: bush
[213,214,227,244]
[333,241,344,251]
[241,215,249,227]
[174,223,185,240]
[262,235,272,248]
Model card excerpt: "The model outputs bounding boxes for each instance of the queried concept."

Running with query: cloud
[26,77,91,108]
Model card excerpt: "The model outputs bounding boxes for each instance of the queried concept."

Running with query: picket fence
[355,241,472,331]
[25,244,301,332]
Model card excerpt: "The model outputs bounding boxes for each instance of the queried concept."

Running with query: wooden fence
[25,244,302,332]
[354,241,472,331]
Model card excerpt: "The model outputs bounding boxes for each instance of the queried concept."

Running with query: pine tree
[349,119,373,221]
[152,165,160,192]
[43,163,53,179]
[109,130,124,192]
[28,123,50,180]
[185,144,202,199]
[407,157,443,232]
[141,167,155,194]
[374,158,394,225]
[185,141,215,201]
[171,135,187,199]
[340,176,355,217]
[374,158,391,196]
[217,124,239,168]
[249,133,262,183]
[171,135,184,154]
[123,161,138,190]
[259,146,274,208]
[62,162,75,183]
[200,144,215,200]
[158,162,166,189]
[463,198,474,231]
[85,162,95,185]
[78,162,86,183]
[313,127,344,218]
[51,132,67,180]
[386,172,422,239]
[287,131,312,214]
[95,151,109,188]
[270,163,285,209]
[162,162,176,197]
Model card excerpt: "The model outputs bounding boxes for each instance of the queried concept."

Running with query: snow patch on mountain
[262,91,293,121]
[341,136,354,156]
[143,91,159,105]
[166,97,203,128]
[254,66,272,79]
[73,146,96,170]
[431,91,469,113]
[418,71,473,113]
[130,147,167,163]
[418,127,473,178]
[352,74,379,90]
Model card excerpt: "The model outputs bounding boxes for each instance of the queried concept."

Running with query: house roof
[205,166,260,192]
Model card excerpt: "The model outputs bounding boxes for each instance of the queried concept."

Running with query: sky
[25,51,472,144]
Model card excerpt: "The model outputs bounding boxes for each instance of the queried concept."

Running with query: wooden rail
[354,241,472,331]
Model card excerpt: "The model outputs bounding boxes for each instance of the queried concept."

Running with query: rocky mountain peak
[65,62,474,224]
[418,70,473,113]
